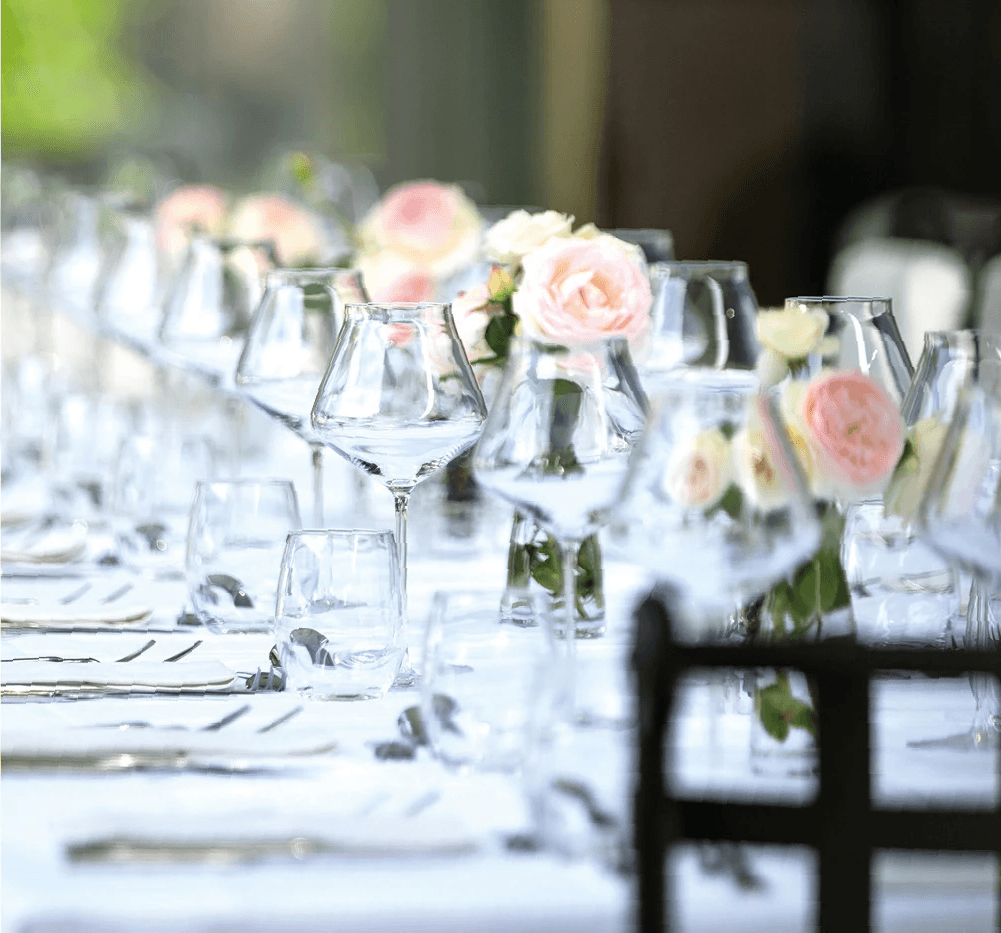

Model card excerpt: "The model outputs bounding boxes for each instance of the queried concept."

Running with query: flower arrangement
[461,209,653,630]
[451,209,652,372]
[750,301,907,745]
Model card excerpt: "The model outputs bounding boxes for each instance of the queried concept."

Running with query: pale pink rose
[358,251,436,302]
[357,180,482,278]
[155,184,227,257]
[800,370,905,500]
[229,193,331,266]
[662,429,734,510]
[513,236,652,345]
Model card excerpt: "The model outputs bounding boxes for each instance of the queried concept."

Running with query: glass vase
[500,511,605,637]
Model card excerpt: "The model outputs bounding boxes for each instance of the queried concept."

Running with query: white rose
[883,416,949,523]
[484,210,573,266]
[757,305,829,360]
[733,412,793,512]
[662,428,734,510]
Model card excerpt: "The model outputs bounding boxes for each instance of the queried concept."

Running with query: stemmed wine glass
[310,301,487,686]
[916,381,1001,749]
[472,335,648,693]
[234,268,368,526]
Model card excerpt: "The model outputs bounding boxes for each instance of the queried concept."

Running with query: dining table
[0,297,996,933]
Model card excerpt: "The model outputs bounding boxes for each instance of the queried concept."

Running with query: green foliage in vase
[505,514,604,620]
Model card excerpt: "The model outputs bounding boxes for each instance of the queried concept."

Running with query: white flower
[484,210,573,266]
[733,411,793,511]
[662,428,734,510]
[883,416,950,523]
[757,305,828,360]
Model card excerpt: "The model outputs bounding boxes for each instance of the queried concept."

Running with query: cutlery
[256,706,303,734]
[163,640,203,662]
[59,582,92,604]
[100,582,134,605]
[201,704,250,732]
[113,639,156,663]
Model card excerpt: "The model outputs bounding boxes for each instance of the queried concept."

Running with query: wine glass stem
[561,536,580,715]
[309,443,324,527]
[393,489,416,682]
[967,574,999,737]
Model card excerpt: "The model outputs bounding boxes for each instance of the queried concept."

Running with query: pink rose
[513,235,652,345]
[229,193,331,266]
[800,370,905,500]
[356,180,482,278]
[358,250,437,302]
[155,184,228,257]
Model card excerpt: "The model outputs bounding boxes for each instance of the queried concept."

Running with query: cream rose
[229,193,332,266]
[757,305,829,360]
[662,428,734,510]
[155,184,228,258]
[484,210,573,266]
[356,180,483,279]
[732,403,799,511]
[883,416,950,522]
[513,235,652,345]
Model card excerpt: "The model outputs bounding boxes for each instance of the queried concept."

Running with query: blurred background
[4,0,1001,306]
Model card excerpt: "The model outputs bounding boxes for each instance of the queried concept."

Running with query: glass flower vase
[747,501,853,776]
[500,511,606,637]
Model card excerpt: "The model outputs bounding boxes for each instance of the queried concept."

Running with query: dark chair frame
[633,587,1001,933]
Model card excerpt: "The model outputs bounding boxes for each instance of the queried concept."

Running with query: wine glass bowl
[615,368,821,617]
[472,336,647,545]
[235,268,368,525]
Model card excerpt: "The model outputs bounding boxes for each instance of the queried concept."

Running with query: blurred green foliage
[2,0,148,155]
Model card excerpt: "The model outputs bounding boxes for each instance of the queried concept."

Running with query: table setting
[2,165,1001,932]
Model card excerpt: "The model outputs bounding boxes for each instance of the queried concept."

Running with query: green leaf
[715,484,744,521]
[484,312,517,360]
[757,682,791,742]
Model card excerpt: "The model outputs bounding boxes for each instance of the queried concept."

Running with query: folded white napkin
[0,660,236,693]
[0,602,154,628]
[1,534,87,565]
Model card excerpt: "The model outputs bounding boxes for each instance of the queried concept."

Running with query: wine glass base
[907,728,999,751]
[392,666,421,689]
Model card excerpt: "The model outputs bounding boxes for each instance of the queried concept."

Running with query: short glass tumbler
[185,479,301,633]
[275,530,403,700]
[421,590,555,771]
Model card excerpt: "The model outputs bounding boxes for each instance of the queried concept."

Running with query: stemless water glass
[235,267,369,525]
[615,369,821,621]
[311,301,487,685]
[186,479,301,633]
[421,589,555,771]
[473,335,648,645]
[275,530,403,700]
[643,264,728,376]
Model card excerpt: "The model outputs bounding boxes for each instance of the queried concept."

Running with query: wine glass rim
[790,295,892,304]
[265,267,363,283]
[650,259,747,274]
[342,301,449,311]
[510,331,632,352]
[194,477,298,491]
[286,528,395,542]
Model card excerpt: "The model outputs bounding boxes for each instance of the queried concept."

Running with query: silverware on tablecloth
[163,640,203,662]
[113,639,156,662]
[2,640,157,664]
[257,706,303,733]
